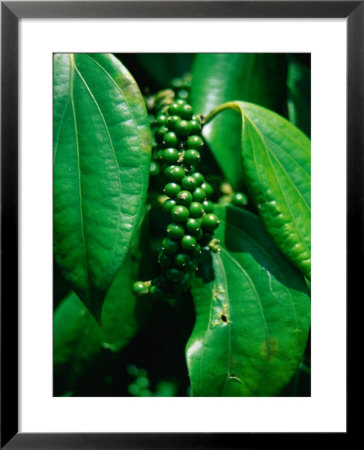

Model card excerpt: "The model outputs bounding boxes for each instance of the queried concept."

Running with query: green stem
[204,101,241,125]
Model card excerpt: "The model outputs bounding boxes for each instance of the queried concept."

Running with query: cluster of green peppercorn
[132,80,220,299]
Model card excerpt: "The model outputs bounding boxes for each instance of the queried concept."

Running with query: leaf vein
[69,54,91,294]
[220,247,272,359]
[73,60,123,267]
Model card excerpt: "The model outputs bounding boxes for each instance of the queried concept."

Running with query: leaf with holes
[53,53,151,321]
[190,54,287,189]
[186,205,310,396]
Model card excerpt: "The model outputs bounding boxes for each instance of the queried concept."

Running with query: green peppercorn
[189,202,205,218]
[179,103,193,120]
[156,113,169,126]
[181,176,198,191]
[201,182,213,198]
[232,192,248,207]
[202,200,214,213]
[166,223,185,239]
[149,161,160,176]
[181,234,197,251]
[164,182,181,198]
[162,198,177,212]
[177,89,189,100]
[162,148,179,164]
[185,217,201,234]
[164,165,185,181]
[187,135,204,150]
[183,74,192,87]
[155,149,164,161]
[168,102,180,116]
[171,205,189,223]
[176,99,186,106]
[168,115,180,131]
[166,267,185,282]
[156,126,169,143]
[175,119,191,136]
[174,253,191,268]
[163,131,178,147]
[190,172,204,186]
[201,213,220,231]
[158,251,173,267]
[184,149,201,165]
[189,118,201,134]
[176,190,193,206]
[161,237,179,255]
[171,78,184,89]
[193,243,202,257]
[192,187,206,202]
[132,281,149,296]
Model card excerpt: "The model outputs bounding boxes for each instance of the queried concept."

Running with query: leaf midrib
[268,146,311,213]
[69,54,91,294]
[220,247,272,358]
[218,253,234,396]
[84,54,139,138]
[197,279,215,395]
[73,59,123,268]
[264,133,310,177]
[219,214,300,346]
[243,103,310,155]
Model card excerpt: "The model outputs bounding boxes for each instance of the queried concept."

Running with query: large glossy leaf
[206,101,311,278]
[186,205,310,396]
[54,53,151,320]
[54,253,145,391]
[287,56,311,137]
[190,54,287,189]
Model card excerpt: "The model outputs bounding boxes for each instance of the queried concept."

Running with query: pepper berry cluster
[133,86,220,299]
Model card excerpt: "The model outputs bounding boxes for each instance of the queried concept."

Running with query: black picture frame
[1,1,356,448]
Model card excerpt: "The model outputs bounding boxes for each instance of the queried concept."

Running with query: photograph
[53,52,311,398]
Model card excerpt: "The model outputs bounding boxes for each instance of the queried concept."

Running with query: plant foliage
[53,53,311,397]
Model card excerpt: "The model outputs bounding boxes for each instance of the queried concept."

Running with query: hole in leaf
[220,314,227,323]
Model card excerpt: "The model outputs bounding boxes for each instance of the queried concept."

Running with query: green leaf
[53,53,151,320]
[54,291,103,391]
[287,56,311,136]
[101,254,142,352]
[54,253,145,391]
[186,205,310,396]
[206,101,311,278]
[190,54,287,189]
